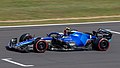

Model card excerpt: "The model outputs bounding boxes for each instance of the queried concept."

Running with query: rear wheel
[33,40,48,53]
[93,38,110,51]
[19,33,32,42]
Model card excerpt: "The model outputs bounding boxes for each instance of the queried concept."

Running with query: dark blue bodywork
[61,32,96,47]
[6,28,112,52]
[10,31,96,48]
[47,32,94,47]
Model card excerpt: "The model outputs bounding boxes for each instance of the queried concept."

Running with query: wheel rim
[37,42,46,50]
[98,39,109,51]
[35,40,48,52]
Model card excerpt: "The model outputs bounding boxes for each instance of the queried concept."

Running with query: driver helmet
[65,27,71,30]
[64,27,71,36]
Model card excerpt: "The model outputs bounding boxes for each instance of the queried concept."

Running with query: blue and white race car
[6,28,112,53]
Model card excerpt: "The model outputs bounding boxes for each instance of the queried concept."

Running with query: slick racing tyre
[19,33,32,42]
[33,40,48,53]
[93,38,110,51]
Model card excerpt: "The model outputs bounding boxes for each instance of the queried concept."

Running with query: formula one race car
[6,28,112,53]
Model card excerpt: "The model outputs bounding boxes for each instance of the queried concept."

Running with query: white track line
[106,29,120,35]
[1,58,34,67]
[0,21,120,28]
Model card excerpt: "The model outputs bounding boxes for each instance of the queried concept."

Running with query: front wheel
[93,38,110,51]
[19,33,32,42]
[33,40,48,53]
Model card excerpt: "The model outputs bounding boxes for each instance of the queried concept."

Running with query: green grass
[0,0,120,26]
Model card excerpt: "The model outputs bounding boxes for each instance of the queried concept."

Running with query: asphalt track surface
[0,22,120,68]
